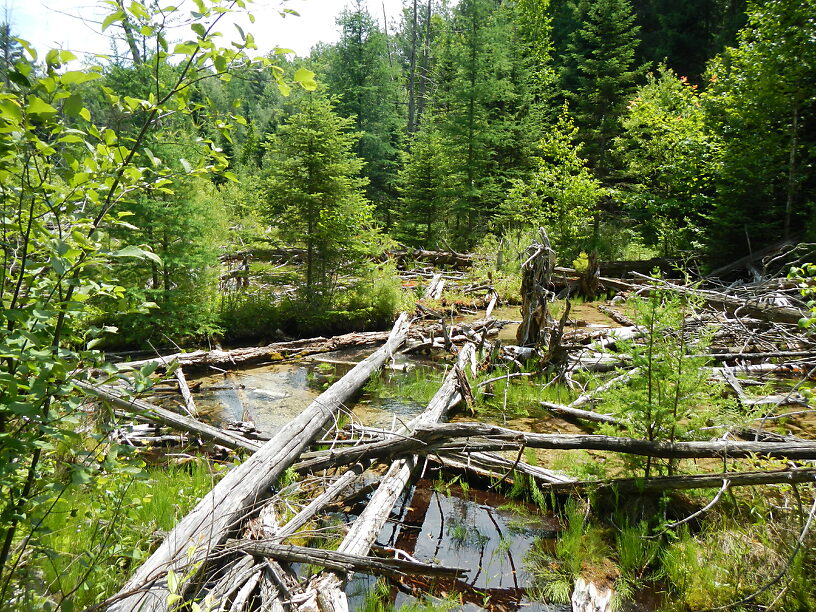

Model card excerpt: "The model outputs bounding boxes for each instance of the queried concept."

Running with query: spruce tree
[263,94,378,306]
[323,1,404,226]
[432,0,541,244]
[398,121,455,245]
[562,0,643,174]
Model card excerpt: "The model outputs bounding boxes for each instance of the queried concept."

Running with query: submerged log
[106,314,411,612]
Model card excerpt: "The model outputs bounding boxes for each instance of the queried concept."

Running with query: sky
[5,0,407,61]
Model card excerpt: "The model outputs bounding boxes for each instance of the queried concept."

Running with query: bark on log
[516,228,556,347]
[175,367,198,418]
[539,467,816,493]
[115,330,400,373]
[296,422,816,473]
[106,314,411,612]
[77,381,261,452]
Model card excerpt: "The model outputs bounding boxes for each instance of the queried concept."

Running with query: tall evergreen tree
[398,121,455,245]
[323,1,404,226]
[562,0,643,174]
[263,94,378,306]
[432,0,540,244]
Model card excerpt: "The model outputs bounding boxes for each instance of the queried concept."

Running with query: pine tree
[562,0,643,174]
[263,94,378,306]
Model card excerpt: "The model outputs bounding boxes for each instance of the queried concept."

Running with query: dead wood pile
[88,241,816,611]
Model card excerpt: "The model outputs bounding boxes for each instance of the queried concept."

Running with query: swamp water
[185,304,632,610]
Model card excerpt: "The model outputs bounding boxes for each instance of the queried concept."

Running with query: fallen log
[175,367,198,418]
[297,343,478,611]
[629,273,809,325]
[77,381,261,452]
[387,248,476,268]
[437,450,575,485]
[539,467,816,493]
[106,314,411,612]
[115,330,401,372]
[295,422,816,472]
[541,401,619,425]
[225,540,468,580]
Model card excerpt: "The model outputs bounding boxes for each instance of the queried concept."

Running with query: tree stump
[516,228,556,347]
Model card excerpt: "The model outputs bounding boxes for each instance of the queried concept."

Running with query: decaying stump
[107,314,411,612]
[516,228,557,347]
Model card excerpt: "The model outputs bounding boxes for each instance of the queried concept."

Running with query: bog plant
[598,289,727,477]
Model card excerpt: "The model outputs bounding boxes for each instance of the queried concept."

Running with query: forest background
[4,0,812,349]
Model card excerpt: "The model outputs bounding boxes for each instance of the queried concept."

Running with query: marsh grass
[360,578,461,611]
[35,458,221,609]
[475,369,575,419]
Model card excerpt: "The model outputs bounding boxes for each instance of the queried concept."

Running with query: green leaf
[293,68,317,91]
[61,71,102,86]
[111,245,161,264]
[102,10,125,32]
[27,96,58,116]
[63,94,83,117]
[191,23,206,39]
[7,70,30,88]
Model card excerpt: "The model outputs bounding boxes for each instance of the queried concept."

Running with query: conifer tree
[398,121,455,245]
[263,94,378,306]
[432,0,540,244]
[562,0,643,174]
[323,1,404,226]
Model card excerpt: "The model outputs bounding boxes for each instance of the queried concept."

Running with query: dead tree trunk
[106,314,411,612]
[175,367,198,418]
[77,381,260,452]
[516,228,556,347]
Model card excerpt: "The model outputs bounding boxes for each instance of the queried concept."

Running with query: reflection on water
[345,480,567,611]
[191,349,441,434]
[193,363,322,432]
